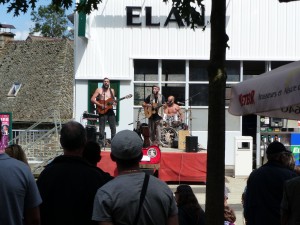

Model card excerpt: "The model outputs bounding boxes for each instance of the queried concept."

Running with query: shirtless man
[91,77,117,143]
[164,96,184,125]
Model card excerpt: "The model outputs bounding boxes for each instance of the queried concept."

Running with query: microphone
[177,101,185,105]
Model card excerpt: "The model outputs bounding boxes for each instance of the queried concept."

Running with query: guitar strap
[133,173,150,225]
[109,88,115,100]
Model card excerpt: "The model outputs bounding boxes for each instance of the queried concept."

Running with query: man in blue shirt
[0,119,42,225]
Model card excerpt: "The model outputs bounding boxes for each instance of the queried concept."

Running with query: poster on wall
[0,112,13,151]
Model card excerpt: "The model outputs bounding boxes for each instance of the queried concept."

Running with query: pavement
[168,175,247,225]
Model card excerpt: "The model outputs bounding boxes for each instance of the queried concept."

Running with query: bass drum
[160,127,178,147]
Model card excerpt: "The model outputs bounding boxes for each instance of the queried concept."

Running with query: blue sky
[0,2,75,40]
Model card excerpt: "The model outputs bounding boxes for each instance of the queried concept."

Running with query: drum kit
[160,114,188,147]
[133,111,190,148]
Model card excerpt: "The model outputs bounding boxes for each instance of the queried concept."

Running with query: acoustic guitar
[144,103,164,118]
[97,94,132,114]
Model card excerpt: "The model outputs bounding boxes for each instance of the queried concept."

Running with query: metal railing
[9,110,62,175]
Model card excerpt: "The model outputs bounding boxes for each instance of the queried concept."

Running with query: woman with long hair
[175,184,205,225]
[5,144,29,165]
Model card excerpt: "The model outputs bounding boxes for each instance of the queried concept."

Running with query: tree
[30,4,70,38]
[6,0,228,224]
[1,0,298,16]
[1,0,296,224]
[162,0,228,224]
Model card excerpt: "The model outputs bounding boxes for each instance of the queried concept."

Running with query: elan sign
[126,6,205,27]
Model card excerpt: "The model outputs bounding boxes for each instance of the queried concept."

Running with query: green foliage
[163,0,204,29]
[30,4,71,38]
[0,0,94,16]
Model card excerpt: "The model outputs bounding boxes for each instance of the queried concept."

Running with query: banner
[0,112,13,152]
[229,61,300,120]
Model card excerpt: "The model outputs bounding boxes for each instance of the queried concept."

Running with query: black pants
[98,109,116,141]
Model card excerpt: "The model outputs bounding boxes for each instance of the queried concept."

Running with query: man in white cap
[92,129,178,225]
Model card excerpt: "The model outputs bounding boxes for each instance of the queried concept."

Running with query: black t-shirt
[144,94,165,120]
[37,155,112,225]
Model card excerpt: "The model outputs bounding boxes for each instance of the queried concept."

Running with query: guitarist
[142,85,166,146]
[91,77,117,145]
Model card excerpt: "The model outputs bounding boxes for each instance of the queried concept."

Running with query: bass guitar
[97,94,132,114]
[144,103,164,118]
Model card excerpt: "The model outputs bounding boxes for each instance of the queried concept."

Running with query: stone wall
[0,38,74,123]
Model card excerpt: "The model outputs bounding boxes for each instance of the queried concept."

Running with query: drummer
[163,96,184,124]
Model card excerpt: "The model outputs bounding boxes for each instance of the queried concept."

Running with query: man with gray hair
[92,129,178,225]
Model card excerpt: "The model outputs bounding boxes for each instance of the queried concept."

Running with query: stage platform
[97,147,207,183]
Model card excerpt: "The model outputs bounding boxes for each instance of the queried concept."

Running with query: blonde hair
[5,144,29,165]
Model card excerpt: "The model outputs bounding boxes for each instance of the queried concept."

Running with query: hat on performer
[111,130,143,160]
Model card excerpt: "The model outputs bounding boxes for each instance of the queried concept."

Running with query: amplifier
[86,125,97,142]
[186,136,198,152]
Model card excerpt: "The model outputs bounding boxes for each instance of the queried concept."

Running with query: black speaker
[186,136,198,152]
[86,125,96,142]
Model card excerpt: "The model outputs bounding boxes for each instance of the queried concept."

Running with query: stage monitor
[186,136,198,152]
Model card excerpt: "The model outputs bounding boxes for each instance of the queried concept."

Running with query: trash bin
[234,136,253,177]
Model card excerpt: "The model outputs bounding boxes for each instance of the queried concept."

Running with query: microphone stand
[101,91,106,149]
[184,91,202,136]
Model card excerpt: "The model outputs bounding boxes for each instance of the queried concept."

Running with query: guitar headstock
[125,94,133,99]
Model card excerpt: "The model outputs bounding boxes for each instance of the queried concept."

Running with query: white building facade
[74,0,300,166]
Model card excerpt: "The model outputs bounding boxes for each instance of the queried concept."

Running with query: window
[162,60,185,81]
[133,59,241,107]
[133,59,186,106]
[271,61,293,70]
[132,59,242,132]
[7,82,22,97]
[161,83,185,105]
[134,59,158,81]
[243,61,266,81]
[189,60,209,81]
[226,61,240,81]
[226,84,233,106]
[134,83,157,105]
[161,60,185,103]
[189,84,209,106]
